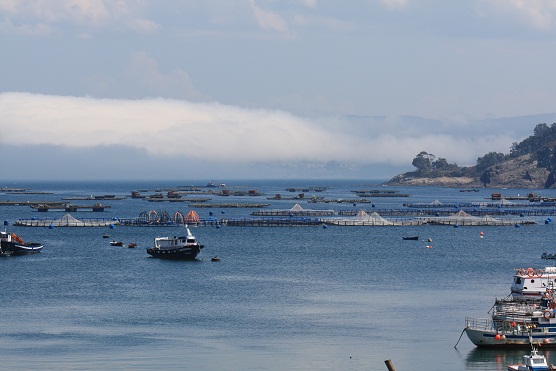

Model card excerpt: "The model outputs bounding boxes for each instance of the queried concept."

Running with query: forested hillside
[387,123,556,188]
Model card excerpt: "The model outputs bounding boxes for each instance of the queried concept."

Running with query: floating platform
[306,198,372,204]
[420,210,536,226]
[0,201,60,207]
[62,195,124,200]
[352,190,410,197]
[284,187,327,192]
[145,198,211,203]
[322,211,425,226]
[30,203,111,212]
[14,214,118,227]
[1,187,53,194]
[189,203,269,208]
[223,217,322,226]
[252,203,334,217]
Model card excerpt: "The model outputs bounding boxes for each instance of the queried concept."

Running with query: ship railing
[465,317,491,330]
[494,305,538,317]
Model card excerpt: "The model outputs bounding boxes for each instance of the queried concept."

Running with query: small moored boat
[402,236,419,240]
[507,343,554,370]
[147,225,204,260]
[110,241,124,247]
[542,253,556,260]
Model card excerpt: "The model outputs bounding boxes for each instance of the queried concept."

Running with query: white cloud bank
[0,92,547,179]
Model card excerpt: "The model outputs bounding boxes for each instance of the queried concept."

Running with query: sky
[1,0,556,181]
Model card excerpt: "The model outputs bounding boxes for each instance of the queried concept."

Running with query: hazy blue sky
[1,0,556,180]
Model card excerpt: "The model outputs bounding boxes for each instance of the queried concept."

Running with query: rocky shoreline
[386,153,555,189]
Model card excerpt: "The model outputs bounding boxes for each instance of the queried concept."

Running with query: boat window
[515,277,522,284]
[531,279,535,284]
[533,359,545,364]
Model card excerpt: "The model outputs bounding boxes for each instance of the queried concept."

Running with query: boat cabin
[507,348,550,371]
[512,267,556,299]
[155,236,188,249]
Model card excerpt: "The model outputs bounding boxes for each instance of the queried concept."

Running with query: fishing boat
[465,297,556,347]
[507,341,554,370]
[511,267,556,299]
[464,266,556,348]
[147,225,204,260]
[0,221,43,255]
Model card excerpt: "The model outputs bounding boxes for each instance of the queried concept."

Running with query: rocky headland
[385,123,556,189]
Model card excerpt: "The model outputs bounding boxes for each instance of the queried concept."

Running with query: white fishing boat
[511,267,556,300]
[507,342,553,370]
[464,267,556,348]
[465,297,556,347]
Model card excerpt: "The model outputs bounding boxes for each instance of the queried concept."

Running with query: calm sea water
[2,179,556,370]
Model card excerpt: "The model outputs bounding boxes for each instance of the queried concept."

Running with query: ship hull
[465,327,556,348]
[1,240,43,255]
[146,245,202,260]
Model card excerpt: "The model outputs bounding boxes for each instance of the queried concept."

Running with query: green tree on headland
[404,122,556,187]
[411,151,434,173]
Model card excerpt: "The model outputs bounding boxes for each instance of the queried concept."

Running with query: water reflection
[465,347,556,371]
